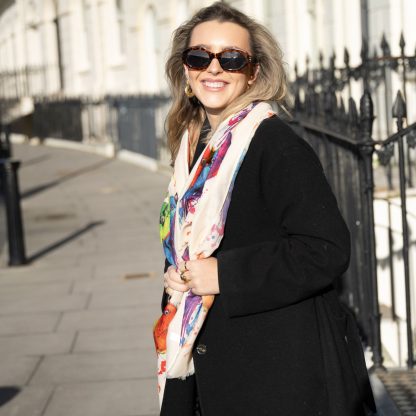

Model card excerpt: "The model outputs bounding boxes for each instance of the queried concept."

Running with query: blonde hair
[165,1,289,162]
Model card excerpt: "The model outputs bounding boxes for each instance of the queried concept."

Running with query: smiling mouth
[202,81,227,88]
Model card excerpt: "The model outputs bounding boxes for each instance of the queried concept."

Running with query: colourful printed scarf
[153,101,275,405]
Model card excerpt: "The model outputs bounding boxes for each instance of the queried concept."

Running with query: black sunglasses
[182,46,258,72]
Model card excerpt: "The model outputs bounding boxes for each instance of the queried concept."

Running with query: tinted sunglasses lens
[185,50,211,69]
[220,50,248,70]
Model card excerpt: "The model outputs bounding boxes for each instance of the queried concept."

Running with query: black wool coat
[161,116,376,416]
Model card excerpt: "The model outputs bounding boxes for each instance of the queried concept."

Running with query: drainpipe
[360,0,370,46]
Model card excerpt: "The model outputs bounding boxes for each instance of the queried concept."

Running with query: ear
[183,64,189,80]
[248,64,260,86]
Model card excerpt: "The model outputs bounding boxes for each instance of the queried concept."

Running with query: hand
[164,265,189,294]
[178,257,219,296]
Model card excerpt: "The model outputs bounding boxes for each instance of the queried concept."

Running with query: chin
[198,98,228,112]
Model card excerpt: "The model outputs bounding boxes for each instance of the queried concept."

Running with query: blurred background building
[0,0,415,374]
[1,0,415,158]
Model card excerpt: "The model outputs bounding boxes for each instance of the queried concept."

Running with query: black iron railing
[0,65,61,99]
[107,95,170,160]
[292,32,416,370]
[28,95,171,163]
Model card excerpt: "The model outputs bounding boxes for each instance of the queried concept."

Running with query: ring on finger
[179,262,188,274]
[180,271,189,283]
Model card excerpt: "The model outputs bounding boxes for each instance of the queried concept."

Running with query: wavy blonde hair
[165,1,289,162]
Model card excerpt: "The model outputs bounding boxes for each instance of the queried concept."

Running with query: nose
[207,57,223,75]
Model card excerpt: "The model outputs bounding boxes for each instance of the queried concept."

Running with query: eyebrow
[191,44,245,50]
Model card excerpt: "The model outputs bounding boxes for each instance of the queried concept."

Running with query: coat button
[196,344,207,355]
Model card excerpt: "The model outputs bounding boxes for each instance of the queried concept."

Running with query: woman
[153,2,376,415]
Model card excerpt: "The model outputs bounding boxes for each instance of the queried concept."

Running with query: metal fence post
[359,90,384,370]
[0,159,27,266]
[392,90,414,369]
[0,124,11,159]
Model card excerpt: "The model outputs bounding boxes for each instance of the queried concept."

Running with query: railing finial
[380,33,390,57]
[399,31,406,54]
[361,37,369,62]
[392,90,407,120]
[343,47,350,67]
[359,90,374,140]
[348,97,358,129]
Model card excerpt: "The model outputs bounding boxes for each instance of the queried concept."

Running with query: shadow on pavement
[0,386,20,407]
[21,159,113,199]
[27,220,105,263]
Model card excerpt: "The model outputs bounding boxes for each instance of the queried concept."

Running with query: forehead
[189,20,251,52]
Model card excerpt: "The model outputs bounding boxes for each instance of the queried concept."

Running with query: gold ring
[180,271,190,283]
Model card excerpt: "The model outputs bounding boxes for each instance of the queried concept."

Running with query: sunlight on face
[184,20,258,128]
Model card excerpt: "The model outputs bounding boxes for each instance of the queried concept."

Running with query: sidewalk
[0,141,412,416]
[0,142,168,416]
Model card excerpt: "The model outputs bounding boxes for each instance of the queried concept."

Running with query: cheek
[188,72,200,86]
[233,75,250,92]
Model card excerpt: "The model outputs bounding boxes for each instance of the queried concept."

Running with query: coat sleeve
[217,141,351,318]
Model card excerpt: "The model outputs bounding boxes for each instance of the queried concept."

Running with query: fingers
[164,260,219,296]
[177,261,189,273]
[168,265,189,283]
[164,266,189,293]
[165,287,174,296]
[173,262,193,284]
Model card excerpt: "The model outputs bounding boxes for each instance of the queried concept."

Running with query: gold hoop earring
[185,80,194,98]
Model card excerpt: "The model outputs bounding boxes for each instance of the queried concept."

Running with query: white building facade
[1,0,415,98]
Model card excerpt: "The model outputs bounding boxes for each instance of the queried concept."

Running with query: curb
[10,135,171,176]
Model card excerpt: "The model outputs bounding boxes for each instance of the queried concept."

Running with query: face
[184,20,258,123]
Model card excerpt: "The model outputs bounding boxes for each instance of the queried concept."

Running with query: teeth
[204,81,225,88]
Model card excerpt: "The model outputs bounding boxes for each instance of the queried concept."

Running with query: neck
[205,109,222,131]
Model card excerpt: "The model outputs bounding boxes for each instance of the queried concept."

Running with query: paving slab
[88,286,162,309]
[0,385,54,416]
[29,349,156,385]
[0,142,167,414]
[56,306,158,332]
[0,332,75,356]
[42,379,158,416]
[0,356,41,385]
[72,275,157,293]
[77,252,153,268]
[0,281,72,299]
[0,293,89,315]
[0,265,94,285]
[0,313,60,336]
[92,262,162,280]
[73,327,154,353]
